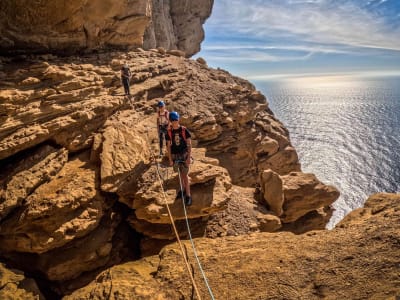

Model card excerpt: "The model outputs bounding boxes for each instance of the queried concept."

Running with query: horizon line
[244,70,400,80]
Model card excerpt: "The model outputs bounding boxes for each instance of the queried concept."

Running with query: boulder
[281,172,340,223]
[0,152,105,254]
[260,169,284,216]
[0,263,44,300]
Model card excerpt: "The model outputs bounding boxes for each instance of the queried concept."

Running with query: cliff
[66,193,400,299]
[0,49,344,298]
[0,3,398,297]
[0,0,213,56]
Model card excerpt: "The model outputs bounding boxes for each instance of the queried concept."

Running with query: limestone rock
[2,210,122,282]
[257,214,282,232]
[260,169,284,216]
[0,60,126,160]
[281,206,333,234]
[61,193,400,299]
[281,172,340,223]
[205,186,281,237]
[127,214,207,240]
[100,116,151,193]
[131,148,232,224]
[0,145,68,221]
[0,263,44,300]
[0,49,336,297]
[258,146,301,176]
[338,192,400,228]
[196,57,207,65]
[0,0,151,54]
[0,0,213,56]
[0,152,105,254]
[63,258,180,300]
[167,49,186,57]
[144,0,213,57]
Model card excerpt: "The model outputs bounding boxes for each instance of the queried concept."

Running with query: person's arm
[167,140,173,166]
[186,138,192,166]
[156,113,160,133]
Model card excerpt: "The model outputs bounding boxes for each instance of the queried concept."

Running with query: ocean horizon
[253,74,400,228]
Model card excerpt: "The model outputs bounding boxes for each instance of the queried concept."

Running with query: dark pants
[122,78,130,95]
[159,125,168,153]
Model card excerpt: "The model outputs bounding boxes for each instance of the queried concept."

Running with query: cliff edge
[0,49,345,298]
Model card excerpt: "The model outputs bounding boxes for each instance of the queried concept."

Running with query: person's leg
[181,165,191,206]
[161,128,167,152]
[122,79,127,95]
[123,79,130,95]
[182,173,191,197]
[158,128,163,155]
[126,80,130,95]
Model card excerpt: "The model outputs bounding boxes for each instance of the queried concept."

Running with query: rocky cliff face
[0,0,212,56]
[0,49,343,297]
[143,0,213,56]
[65,193,400,300]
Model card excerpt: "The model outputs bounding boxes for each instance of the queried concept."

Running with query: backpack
[167,126,187,143]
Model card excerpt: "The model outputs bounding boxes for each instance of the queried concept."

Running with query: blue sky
[196,0,400,79]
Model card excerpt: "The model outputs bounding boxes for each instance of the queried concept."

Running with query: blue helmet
[158,100,165,107]
[169,111,180,121]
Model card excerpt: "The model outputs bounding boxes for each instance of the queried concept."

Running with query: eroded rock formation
[2,47,384,299]
[0,0,213,56]
[144,0,213,56]
[62,193,400,299]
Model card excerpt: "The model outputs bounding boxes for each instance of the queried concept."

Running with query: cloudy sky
[196,0,400,79]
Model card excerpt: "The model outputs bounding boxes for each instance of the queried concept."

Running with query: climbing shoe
[184,195,192,206]
[175,190,186,200]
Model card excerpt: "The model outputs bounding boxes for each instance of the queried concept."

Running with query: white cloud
[203,44,353,54]
[207,0,400,52]
[202,49,314,62]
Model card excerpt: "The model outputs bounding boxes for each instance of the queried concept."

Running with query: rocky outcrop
[0,263,44,300]
[63,193,400,299]
[0,0,213,56]
[260,170,339,225]
[0,0,151,55]
[144,0,213,56]
[0,49,338,296]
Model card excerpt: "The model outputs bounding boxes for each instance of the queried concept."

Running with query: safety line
[145,129,203,300]
[177,166,216,300]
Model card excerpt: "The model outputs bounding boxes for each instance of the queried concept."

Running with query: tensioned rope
[144,128,202,300]
[177,164,216,300]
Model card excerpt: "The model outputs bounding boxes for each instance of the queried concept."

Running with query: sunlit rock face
[0,0,213,56]
[67,193,400,300]
[143,0,214,56]
[0,49,339,295]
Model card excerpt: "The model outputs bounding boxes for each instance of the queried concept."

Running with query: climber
[166,111,192,206]
[120,62,132,96]
[156,100,169,157]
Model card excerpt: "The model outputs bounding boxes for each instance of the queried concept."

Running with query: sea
[253,74,400,228]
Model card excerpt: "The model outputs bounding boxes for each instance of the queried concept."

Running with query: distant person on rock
[156,100,169,157]
[120,63,131,96]
[166,111,192,206]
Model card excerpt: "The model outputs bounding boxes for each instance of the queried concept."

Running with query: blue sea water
[253,75,400,228]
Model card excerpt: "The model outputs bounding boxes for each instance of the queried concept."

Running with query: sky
[196,0,400,79]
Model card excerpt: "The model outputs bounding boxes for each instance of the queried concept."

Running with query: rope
[177,165,216,300]
[144,128,203,300]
